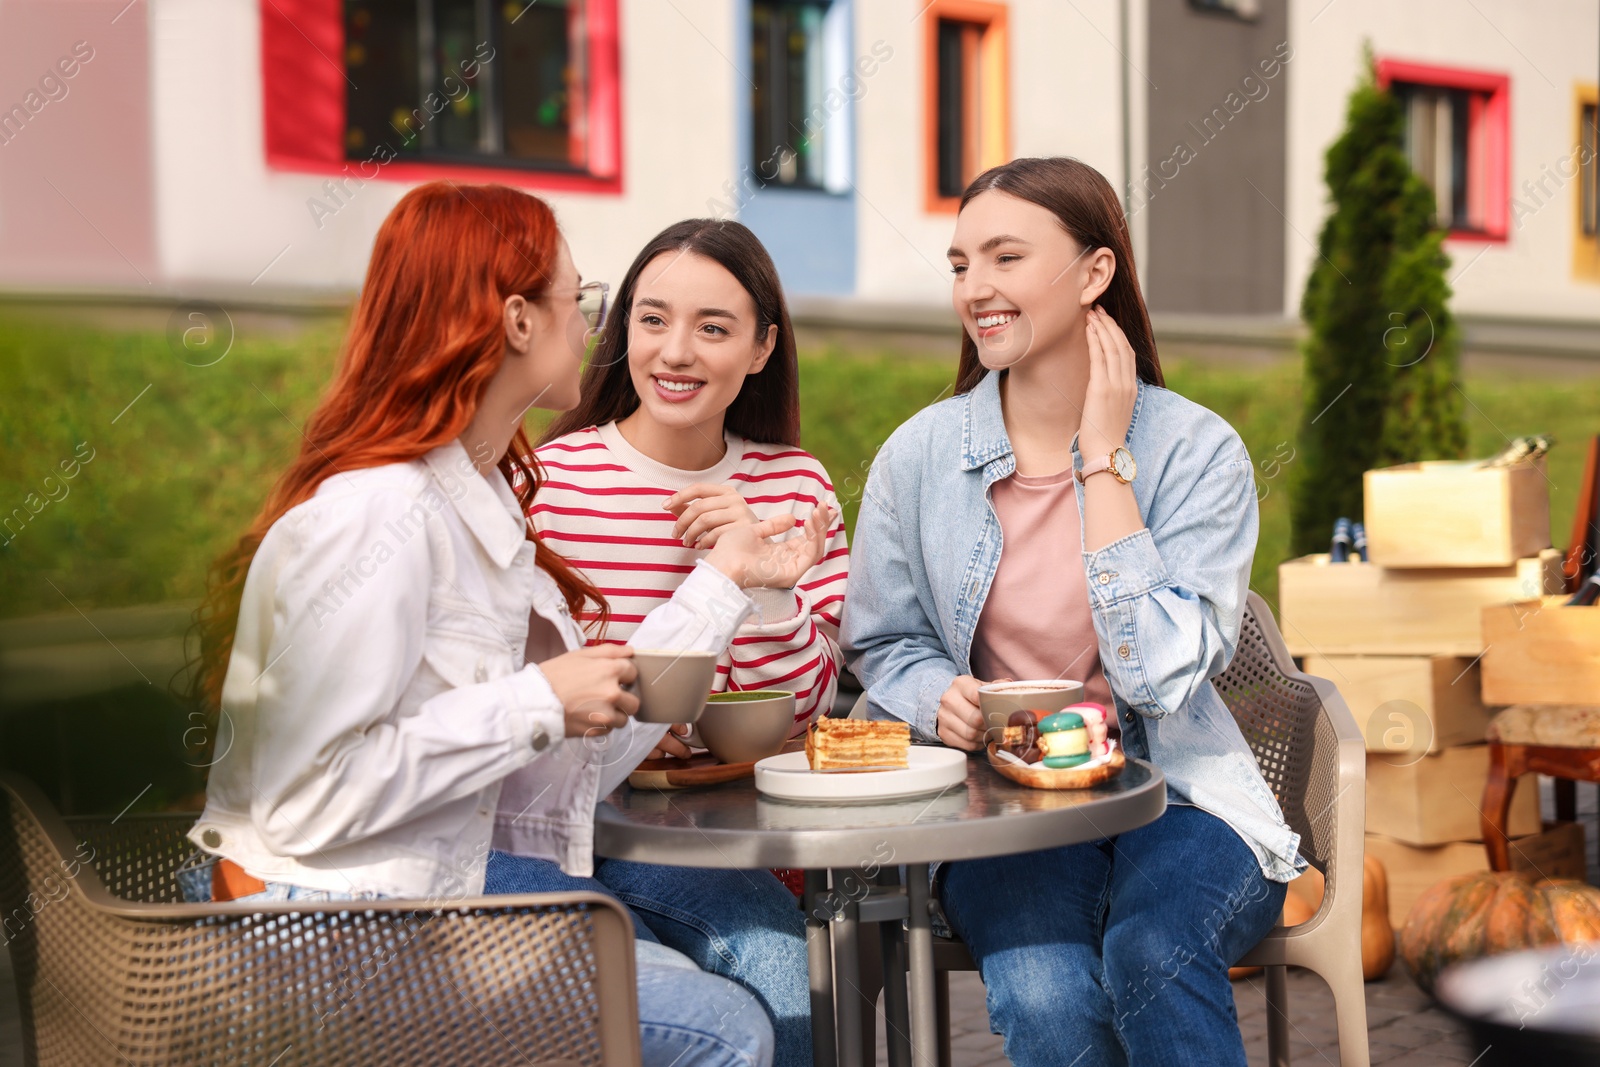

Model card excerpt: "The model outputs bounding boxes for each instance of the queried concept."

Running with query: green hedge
[1,309,1591,623]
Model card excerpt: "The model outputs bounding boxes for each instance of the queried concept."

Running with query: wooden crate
[1365,744,1540,846]
[1367,821,1587,928]
[1277,549,1564,657]
[1364,459,1550,568]
[1481,597,1600,706]
[1303,655,1489,753]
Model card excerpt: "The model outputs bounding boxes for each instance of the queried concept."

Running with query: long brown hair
[541,219,801,446]
[953,157,1164,394]
[191,181,608,712]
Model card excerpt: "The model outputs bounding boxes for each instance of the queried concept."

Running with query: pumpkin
[1228,858,1397,982]
[1399,871,1600,995]
[1362,854,1395,981]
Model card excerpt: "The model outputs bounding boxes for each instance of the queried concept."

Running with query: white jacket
[188,439,755,898]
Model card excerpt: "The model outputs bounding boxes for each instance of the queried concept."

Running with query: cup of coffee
[977,679,1086,737]
[629,649,720,724]
[689,690,796,764]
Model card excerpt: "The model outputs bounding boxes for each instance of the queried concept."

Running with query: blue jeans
[939,805,1288,1067]
[177,854,774,1067]
[485,850,809,1067]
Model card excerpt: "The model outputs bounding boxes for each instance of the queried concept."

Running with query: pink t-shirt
[970,467,1115,717]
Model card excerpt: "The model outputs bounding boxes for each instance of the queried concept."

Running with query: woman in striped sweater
[534,219,848,746]
[488,219,845,1067]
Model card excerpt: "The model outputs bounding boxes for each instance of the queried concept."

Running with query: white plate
[754,746,968,803]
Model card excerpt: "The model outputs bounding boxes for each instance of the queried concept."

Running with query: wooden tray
[985,742,1125,790]
[628,738,805,790]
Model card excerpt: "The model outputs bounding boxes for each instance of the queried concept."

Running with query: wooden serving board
[985,742,1125,790]
[628,738,805,790]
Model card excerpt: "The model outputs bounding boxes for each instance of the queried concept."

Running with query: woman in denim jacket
[841,158,1305,1067]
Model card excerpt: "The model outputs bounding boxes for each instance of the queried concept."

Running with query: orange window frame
[923,0,1010,214]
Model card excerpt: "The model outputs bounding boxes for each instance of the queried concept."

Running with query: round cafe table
[593,750,1166,1067]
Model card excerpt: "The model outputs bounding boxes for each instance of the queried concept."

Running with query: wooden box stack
[1481,596,1600,705]
[1278,459,1582,926]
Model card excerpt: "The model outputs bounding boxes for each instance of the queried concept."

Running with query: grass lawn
[2,308,1593,624]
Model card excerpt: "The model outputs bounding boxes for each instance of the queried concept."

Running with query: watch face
[1111,447,1136,482]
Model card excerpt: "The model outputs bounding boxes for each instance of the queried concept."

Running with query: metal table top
[593,752,1167,870]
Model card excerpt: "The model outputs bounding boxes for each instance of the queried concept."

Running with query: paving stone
[935,966,1482,1067]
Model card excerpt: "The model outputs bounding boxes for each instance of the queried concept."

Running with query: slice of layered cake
[805,719,912,771]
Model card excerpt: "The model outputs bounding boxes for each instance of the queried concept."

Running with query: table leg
[879,871,912,1067]
[904,863,938,1067]
[804,869,838,1067]
[831,871,864,1067]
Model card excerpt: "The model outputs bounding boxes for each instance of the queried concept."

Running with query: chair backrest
[1211,593,1345,875]
[1,772,641,1066]
[63,811,197,903]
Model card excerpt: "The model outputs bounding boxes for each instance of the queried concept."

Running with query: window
[923,1,1009,212]
[1377,59,1509,241]
[1393,83,1486,232]
[751,1,828,189]
[260,0,619,191]
[345,0,594,171]
[1581,100,1597,239]
[1577,86,1599,282]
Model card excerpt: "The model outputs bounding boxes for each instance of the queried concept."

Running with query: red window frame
[260,0,622,194]
[1375,57,1509,243]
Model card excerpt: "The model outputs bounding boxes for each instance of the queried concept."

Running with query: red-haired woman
[180,182,829,1067]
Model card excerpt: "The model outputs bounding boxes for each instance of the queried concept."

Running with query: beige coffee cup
[976,679,1086,735]
[689,690,797,764]
[629,649,720,724]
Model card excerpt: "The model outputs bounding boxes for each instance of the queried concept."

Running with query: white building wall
[147,0,741,296]
[852,0,1127,307]
[1285,0,1600,324]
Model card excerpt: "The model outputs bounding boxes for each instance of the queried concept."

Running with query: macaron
[1037,710,1091,769]
[1065,702,1112,758]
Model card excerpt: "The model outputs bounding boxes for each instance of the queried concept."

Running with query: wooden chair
[856,593,1370,1067]
[1482,704,1600,871]
[0,772,641,1066]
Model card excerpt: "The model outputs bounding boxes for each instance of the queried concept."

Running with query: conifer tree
[1290,49,1466,557]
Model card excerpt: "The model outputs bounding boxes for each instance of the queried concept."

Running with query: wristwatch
[1076,446,1137,485]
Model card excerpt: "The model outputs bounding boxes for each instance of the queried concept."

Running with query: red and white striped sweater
[529,422,848,733]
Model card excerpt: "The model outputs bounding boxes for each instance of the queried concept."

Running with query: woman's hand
[704,504,834,590]
[664,483,761,550]
[936,675,986,751]
[537,644,639,740]
[647,723,696,761]
[1078,306,1138,460]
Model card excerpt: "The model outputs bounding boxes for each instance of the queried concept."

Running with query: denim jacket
[840,371,1305,883]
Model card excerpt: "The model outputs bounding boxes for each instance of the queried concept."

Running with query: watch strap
[1075,454,1113,484]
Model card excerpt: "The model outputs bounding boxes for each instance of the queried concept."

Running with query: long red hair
[191,181,608,712]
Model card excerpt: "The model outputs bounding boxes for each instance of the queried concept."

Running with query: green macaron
[1037,711,1090,769]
